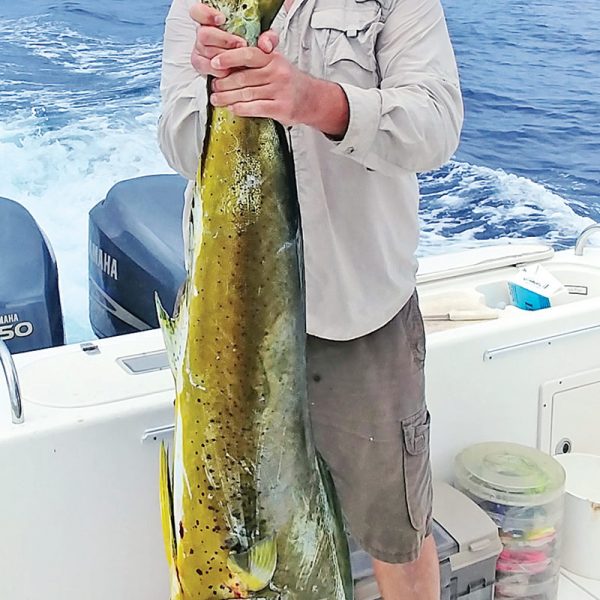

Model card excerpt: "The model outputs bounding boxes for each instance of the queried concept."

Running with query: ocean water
[0,0,599,342]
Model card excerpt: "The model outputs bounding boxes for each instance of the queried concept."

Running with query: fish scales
[156,0,353,598]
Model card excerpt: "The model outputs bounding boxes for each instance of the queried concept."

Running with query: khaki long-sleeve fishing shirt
[158,0,463,341]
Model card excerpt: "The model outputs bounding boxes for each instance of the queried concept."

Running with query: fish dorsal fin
[227,536,278,592]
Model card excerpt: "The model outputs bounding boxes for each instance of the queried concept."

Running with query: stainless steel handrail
[0,339,24,424]
[574,223,600,256]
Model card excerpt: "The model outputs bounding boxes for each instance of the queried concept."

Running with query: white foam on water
[0,16,160,81]
[418,160,595,256]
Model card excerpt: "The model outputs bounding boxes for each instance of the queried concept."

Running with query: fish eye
[241,3,248,8]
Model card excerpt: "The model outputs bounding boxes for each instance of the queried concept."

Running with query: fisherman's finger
[228,100,279,119]
[196,25,247,52]
[192,52,231,78]
[197,44,229,61]
[211,67,269,92]
[211,85,275,107]
[257,30,279,53]
[211,47,271,70]
[190,3,226,26]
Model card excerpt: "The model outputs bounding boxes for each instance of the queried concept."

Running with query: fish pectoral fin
[227,536,278,592]
[155,290,186,372]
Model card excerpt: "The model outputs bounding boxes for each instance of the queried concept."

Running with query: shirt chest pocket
[310,6,383,89]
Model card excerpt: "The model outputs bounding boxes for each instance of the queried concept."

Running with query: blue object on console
[508,282,551,311]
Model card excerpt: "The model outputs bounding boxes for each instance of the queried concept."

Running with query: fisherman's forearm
[298,77,350,140]
[158,81,208,181]
[158,0,213,180]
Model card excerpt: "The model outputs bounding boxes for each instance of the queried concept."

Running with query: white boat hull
[2,244,600,599]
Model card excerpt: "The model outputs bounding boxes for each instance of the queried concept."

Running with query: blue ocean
[0,0,599,342]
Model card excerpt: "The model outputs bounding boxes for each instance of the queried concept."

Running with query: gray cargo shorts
[307,291,433,564]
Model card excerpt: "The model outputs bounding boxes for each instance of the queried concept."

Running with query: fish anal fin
[227,535,278,593]
[159,442,182,597]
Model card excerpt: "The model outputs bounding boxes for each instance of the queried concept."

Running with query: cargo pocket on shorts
[401,407,432,532]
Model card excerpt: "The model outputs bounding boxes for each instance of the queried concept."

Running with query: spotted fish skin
[155,0,353,598]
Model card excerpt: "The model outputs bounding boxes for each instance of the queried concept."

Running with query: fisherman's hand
[189,3,279,78]
[209,48,349,136]
[209,48,307,125]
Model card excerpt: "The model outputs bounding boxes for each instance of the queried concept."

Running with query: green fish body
[156,0,353,598]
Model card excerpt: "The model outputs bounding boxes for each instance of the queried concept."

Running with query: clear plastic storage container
[455,442,565,600]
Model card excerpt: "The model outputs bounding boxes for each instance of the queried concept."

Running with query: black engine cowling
[88,174,187,339]
[0,197,64,354]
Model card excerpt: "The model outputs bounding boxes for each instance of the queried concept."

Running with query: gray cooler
[351,482,501,600]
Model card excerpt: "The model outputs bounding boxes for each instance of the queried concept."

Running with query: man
[158,0,463,596]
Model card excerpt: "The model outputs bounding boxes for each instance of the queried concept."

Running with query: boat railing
[574,223,600,256]
[0,339,24,424]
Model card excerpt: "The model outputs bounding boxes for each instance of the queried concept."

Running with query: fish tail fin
[159,442,182,598]
[227,535,278,593]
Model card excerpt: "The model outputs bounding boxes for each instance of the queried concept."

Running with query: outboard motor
[0,197,65,354]
[88,174,187,339]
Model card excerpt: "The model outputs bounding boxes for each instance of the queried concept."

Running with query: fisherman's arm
[158,0,209,180]
[211,0,462,172]
[210,51,349,138]
[330,0,464,173]
[158,0,277,178]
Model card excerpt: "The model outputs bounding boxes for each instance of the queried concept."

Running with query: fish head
[209,0,284,42]
[212,0,261,45]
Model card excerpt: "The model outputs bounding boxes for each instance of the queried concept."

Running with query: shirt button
[345,146,355,155]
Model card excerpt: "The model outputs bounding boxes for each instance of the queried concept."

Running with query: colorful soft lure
[155,0,353,598]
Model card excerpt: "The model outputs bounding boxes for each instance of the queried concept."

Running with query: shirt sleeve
[158,0,207,181]
[332,0,464,174]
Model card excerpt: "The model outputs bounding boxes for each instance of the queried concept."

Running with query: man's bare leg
[372,534,440,600]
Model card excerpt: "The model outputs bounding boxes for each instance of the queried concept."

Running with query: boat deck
[561,571,600,599]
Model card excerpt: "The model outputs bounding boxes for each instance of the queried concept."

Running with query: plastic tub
[455,443,565,600]
[495,573,559,599]
[553,453,600,580]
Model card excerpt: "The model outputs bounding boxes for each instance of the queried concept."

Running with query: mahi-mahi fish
[155,0,353,598]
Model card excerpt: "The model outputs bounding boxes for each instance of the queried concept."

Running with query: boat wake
[419,161,595,257]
